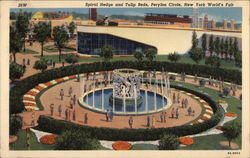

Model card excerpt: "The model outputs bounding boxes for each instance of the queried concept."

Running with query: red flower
[179,137,194,146]
[40,135,58,144]
[112,141,132,150]
[225,112,237,117]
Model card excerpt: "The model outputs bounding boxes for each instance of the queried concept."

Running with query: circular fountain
[109,69,143,106]
[78,68,172,115]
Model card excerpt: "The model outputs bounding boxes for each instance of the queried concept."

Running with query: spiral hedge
[35,84,223,141]
[10,61,241,115]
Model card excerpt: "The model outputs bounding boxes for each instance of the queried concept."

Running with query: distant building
[230,19,235,30]
[192,8,199,28]
[144,13,192,27]
[203,15,208,29]
[223,19,227,30]
[211,19,216,29]
[198,18,203,28]
[89,8,97,21]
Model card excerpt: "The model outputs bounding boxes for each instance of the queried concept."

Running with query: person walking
[173,93,176,104]
[177,93,180,103]
[50,104,54,116]
[58,104,62,117]
[72,110,76,121]
[181,99,185,108]
[146,116,150,127]
[160,112,164,123]
[163,111,167,123]
[84,113,88,124]
[128,116,133,128]
[73,94,76,105]
[109,110,114,121]
[52,61,55,68]
[187,107,192,116]
[23,58,26,66]
[27,58,30,65]
[106,110,109,122]
[68,87,73,97]
[68,109,71,121]
[70,97,74,109]
[65,109,68,121]
[176,108,179,119]
[60,89,64,100]
[184,98,188,108]
[151,116,155,128]
[171,108,175,118]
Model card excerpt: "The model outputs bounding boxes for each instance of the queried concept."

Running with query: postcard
[0,0,249,158]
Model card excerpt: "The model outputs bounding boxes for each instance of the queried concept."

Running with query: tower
[192,8,199,28]
[211,19,216,29]
[230,19,235,30]
[203,15,208,29]
[89,8,97,21]
[223,19,227,30]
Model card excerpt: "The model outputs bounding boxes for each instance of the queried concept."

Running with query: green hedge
[10,61,240,114]
[36,85,223,141]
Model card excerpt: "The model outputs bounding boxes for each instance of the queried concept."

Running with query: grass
[43,45,75,53]
[35,54,241,71]
[179,133,241,150]
[19,49,39,54]
[10,129,56,150]
[131,143,158,150]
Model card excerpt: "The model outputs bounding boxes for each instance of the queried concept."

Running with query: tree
[208,35,214,54]
[224,38,229,59]
[234,51,242,67]
[188,48,203,64]
[168,52,181,63]
[145,48,157,62]
[68,22,76,38]
[53,26,69,62]
[191,31,198,49]
[158,133,180,150]
[33,59,48,72]
[214,37,220,55]
[9,62,25,82]
[65,54,78,64]
[233,37,239,57]
[55,130,100,150]
[201,33,207,52]
[10,26,22,63]
[16,10,29,52]
[9,115,22,136]
[205,56,221,68]
[223,121,241,147]
[133,51,144,61]
[34,22,51,57]
[220,38,225,57]
[100,45,114,62]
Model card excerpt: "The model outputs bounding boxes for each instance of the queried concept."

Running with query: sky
[10,7,242,23]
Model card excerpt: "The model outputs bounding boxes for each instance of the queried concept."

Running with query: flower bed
[112,141,132,150]
[225,112,237,117]
[40,134,58,145]
[216,126,226,131]
[219,100,227,104]
[179,137,194,146]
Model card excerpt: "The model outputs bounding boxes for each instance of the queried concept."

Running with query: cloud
[199,13,223,21]
[123,11,145,17]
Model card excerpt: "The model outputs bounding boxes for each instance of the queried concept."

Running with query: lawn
[43,45,75,53]
[19,49,39,54]
[10,130,56,150]
[35,54,241,71]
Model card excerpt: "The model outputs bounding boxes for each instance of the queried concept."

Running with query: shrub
[65,54,78,64]
[168,52,181,63]
[33,59,47,72]
[9,62,25,82]
[55,129,100,150]
[158,133,179,150]
[9,115,22,135]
